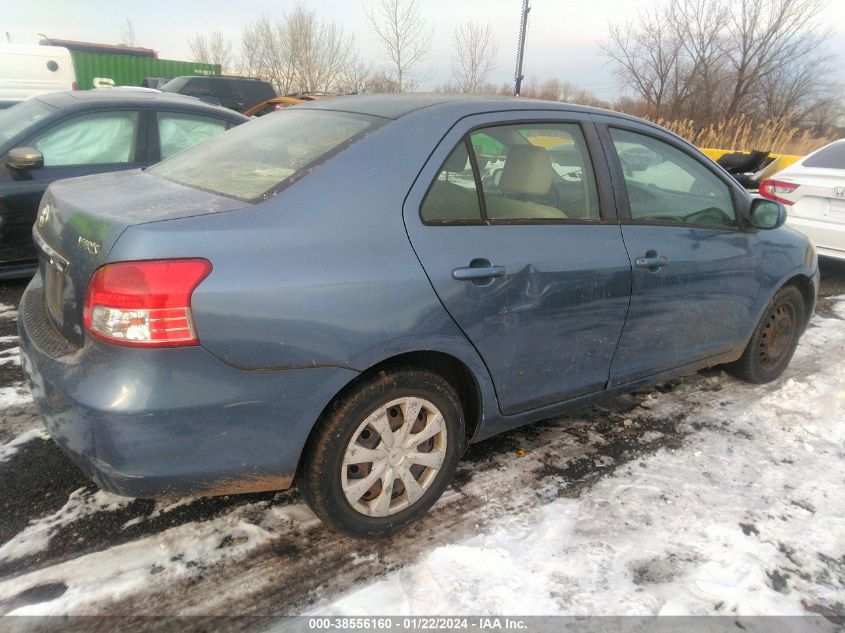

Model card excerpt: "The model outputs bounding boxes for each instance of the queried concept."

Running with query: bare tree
[336,58,376,93]
[365,0,430,91]
[603,6,684,118]
[721,0,827,119]
[287,6,355,93]
[239,9,360,95]
[603,0,835,126]
[451,21,498,94]
[120,17,137,47]
[188,31,234,72]
[241,16,295,93]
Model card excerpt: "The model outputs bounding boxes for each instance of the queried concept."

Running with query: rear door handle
[635,251,668,270]
[452,264,506,281]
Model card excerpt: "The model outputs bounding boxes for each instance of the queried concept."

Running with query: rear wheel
[727,285,805,383]
[299,367,465,538]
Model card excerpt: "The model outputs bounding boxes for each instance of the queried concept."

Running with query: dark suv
[160,76,276,113]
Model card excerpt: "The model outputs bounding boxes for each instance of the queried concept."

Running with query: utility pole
[514,0,530,96]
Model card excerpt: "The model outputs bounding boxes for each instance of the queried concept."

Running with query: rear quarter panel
[107,111,498,420]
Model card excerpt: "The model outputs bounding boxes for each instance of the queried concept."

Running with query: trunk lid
[782,170,845,224]
[34,169,247,345]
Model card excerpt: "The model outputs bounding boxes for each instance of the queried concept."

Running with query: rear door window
[156,112,228,159]
[30,110,140,166]
[470,122,601,222]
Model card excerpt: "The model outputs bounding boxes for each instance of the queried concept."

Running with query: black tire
[299,366,465,538]
[727,285,805,384]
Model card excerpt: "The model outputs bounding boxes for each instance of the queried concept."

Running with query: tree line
[184,0,841,132]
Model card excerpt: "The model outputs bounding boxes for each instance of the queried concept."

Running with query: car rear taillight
[72,81,77,91]
[759,179,798,205]
[83,259,212,347]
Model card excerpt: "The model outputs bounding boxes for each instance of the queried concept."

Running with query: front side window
[31,111,139,166]
[471,123,600,221]
[610,128,736,227]
[157,112,228,159]
[150,109,380,200]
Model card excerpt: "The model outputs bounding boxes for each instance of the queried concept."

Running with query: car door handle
[452,265,506,281]
[635,252,668,270]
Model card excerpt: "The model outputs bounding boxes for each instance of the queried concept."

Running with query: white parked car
[760,139,845,260]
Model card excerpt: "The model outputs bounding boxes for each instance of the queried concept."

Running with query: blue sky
[3,0,844,100]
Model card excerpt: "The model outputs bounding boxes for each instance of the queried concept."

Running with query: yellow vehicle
[244,93,334,117]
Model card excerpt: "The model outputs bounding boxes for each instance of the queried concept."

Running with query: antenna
[514,0,531,96]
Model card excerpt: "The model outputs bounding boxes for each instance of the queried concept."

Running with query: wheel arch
[782,273,816,331]
[296,350,485,482]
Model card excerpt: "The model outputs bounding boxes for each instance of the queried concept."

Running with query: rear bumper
[18,275,358,498]
[786,216,845,261]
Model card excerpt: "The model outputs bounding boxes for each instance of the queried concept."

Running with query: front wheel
[727,285,805,384]
[299,367,465,538]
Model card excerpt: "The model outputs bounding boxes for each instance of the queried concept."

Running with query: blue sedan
[19,95,818,537]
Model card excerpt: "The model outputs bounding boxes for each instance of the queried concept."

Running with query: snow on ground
[0,383,32,409]
[0,428,47,463]
[317,312,845,617]
[0,295,843,617]
[0,488,132,563]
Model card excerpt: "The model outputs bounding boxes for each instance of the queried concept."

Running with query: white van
[0,44,75,108]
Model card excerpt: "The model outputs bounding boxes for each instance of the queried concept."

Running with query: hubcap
[759,302,796,371]
[341,396,447,517]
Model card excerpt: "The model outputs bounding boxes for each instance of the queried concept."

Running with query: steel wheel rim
[759,302,796,371]
[341,396,447,517]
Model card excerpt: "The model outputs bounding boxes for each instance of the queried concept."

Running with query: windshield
[150,109,381,200]
[0,99,57,144]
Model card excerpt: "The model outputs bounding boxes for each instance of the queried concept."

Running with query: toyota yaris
[19,95,818,537]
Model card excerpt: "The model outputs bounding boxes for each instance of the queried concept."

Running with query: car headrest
[443,148,469,173]
[499,145,552,195]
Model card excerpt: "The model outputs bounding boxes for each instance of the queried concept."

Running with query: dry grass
[652,115,833,155]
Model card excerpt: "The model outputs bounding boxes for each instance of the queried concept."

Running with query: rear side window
[802,142,845,169]
[31,111,139,166]
[420,142,482,223]
[156,112,228,159]
[610,128,736,227]
[151,109,381,200]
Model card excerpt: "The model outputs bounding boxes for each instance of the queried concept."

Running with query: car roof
[33,89,248,120]
[298,93,641,122]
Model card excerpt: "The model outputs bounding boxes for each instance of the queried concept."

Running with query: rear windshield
[149,109,381,200]
[803,141,845,169]
[0,99,56,144]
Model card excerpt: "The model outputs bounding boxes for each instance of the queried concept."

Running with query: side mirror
[7,147,44,172]
[750,198,786,230]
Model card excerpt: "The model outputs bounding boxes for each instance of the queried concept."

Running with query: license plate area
[45,264,65,326]
[33,229,70,328]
